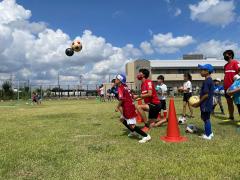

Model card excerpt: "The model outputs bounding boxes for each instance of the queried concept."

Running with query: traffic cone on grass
[160,98,187,143]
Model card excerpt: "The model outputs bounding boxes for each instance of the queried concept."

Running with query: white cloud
[189,0,235,27]
[140,41,154,55]
[174,8,182,16]
[195,39,240,58]
[150,33,194,54]
[0,0,31,24]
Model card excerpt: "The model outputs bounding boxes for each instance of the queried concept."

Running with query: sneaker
[139,135,151,143]
[141,126,150,133]
[200,133,213,140]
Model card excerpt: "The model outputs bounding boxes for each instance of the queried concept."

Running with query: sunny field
[0,98,239,179]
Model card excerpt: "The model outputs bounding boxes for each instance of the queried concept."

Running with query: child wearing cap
[212,78,225,115]
[115,74,151,143]
[227,74,240,118]
[192,64,214,140]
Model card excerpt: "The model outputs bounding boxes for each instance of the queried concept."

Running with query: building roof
[150,59,226,69]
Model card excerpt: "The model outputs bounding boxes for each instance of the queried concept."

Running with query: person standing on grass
[179,73,193,122]
[134,69,163,132]
[193,64,214,140]
[154,75,168,127]
[115,74,151,143]
[227,74,240,125]
[99,84,105,102]
[223,50,240,121]
[212,78,225,115]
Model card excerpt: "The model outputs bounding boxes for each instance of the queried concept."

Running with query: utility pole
[79,75,83,90]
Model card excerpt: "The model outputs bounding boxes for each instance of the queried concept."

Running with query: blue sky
[1,0,240,83]
[17,0,240,59]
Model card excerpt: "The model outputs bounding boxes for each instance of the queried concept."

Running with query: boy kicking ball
[192,64,214,140]
[115,74,151,143]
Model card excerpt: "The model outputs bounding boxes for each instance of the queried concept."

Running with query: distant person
[193,64,214,140]
[212,78,224,115]
[179,73,193,122]
[115,74,151,143]
[32,92,38,104]
[37,93,42,104]
[99,84,105,102]
[155,75,168,127]
[223,50,240,121]
[227,74,240,120]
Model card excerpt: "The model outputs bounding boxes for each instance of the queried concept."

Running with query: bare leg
[136,104,149,123]
[188,102,193,117]
[226,97,234,119]
[182,101,187,117]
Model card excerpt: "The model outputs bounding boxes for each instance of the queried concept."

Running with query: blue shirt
[200,77,214,112]
[229,79,240,104]
[214,85,224,97]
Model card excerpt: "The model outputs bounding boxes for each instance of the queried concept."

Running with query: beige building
[125,58,226,93]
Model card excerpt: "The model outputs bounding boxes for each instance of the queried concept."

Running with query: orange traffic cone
[160,98,187,143]
[136,98,143,123]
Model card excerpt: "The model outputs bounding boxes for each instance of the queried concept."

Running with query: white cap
[234,74,240,81]
[214,78,221,82]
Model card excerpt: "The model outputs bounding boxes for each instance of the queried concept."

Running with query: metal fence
[0,80,102,100]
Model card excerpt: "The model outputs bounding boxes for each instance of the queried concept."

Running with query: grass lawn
[0,98,239,179]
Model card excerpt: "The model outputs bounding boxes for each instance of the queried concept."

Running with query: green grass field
[0,98,239,179]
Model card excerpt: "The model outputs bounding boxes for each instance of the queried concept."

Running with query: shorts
[160,99,167,110]
[201,111,211,121]
[183,93,192,102]
[32,99,37,102]
[148,103,162,119]
[121,115,136,125]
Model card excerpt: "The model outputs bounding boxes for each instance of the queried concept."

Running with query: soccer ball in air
[65,48,74,56]
[71,40,82,52]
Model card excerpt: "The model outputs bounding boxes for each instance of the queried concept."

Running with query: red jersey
[118,84,137,119]
[224,60,240,90]
[141,79,160,104]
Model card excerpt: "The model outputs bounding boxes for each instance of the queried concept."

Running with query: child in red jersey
[115,74,151,143]
[223,50,240,121]
[134,69,163,132]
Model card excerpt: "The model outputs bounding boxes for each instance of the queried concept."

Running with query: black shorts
[201,111,211,121]
[148,103,162,119]
[160,100,167,110]
[183,93,192,102]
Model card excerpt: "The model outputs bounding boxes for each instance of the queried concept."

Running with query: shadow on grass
[212,114,226,121]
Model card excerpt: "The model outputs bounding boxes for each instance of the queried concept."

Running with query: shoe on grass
[139,134,151,143]
[200,133,214,140]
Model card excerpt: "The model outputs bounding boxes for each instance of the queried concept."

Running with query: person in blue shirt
[227,74,240,121]
[212,78,225,115]
[193,64,214,140]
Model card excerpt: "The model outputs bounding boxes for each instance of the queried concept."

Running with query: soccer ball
[178,86,184,93]
[178,116,186,124]
[71,40,82,52]
[185,124,198,133]
[189,96,200,106]
[65,48,74,56]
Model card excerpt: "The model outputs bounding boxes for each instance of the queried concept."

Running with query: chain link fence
[0,79,102,100]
